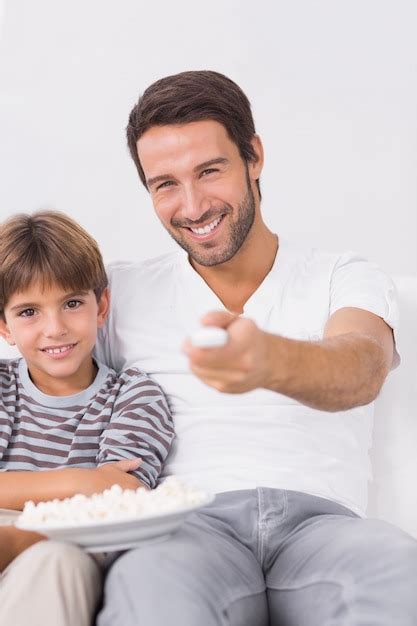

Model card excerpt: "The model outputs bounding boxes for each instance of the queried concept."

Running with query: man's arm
[183,307,394,412]
[0,459,145,510]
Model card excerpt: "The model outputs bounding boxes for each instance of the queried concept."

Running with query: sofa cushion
[368,276,417,538]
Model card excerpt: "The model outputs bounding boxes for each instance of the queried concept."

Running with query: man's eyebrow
[193,157,229,172]
[146,158,229,189]
[147,173,174,188]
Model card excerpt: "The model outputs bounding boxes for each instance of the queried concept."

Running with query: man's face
[137,120,263,267]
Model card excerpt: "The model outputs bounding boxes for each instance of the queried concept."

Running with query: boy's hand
[0,526,45,572]
[70,458,147,496]
[0,458,146,510]
[96,458,146,490]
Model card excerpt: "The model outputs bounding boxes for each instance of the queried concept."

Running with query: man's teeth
[190,216,222,235]
[44,345,73,354]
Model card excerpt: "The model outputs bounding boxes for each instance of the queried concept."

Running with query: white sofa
[0,277,416,537]
[368,276,417,538]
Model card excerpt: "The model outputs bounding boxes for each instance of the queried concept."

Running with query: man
[96,70,417,625]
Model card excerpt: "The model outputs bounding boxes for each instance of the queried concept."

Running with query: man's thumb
[201,310,237,329]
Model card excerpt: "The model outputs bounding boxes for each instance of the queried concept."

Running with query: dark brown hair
[126,70,261,196]
[0,210,107,318]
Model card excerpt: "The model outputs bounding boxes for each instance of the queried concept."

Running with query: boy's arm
[97,369,174,489]
[0,459,145,510]
[0,370,173,510]
[0,526,45,572]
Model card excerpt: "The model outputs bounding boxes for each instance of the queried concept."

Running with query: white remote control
[190,327,228,348]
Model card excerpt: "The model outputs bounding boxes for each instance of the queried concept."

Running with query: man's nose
[181,184,210,222]
[43,313,68,339]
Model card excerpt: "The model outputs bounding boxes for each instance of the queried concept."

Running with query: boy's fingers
[111,458,142,472]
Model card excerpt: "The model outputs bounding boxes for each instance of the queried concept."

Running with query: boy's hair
[126,70,261,197]
[0,210,108,318]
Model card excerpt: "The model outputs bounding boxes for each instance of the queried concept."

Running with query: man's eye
[66,300,82,309]
[200,168,217,177]
[156,180,174,191]
[19,308,36,318]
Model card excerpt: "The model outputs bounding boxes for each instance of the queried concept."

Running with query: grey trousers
[98,489,417,626]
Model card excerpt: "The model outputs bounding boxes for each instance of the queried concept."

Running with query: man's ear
[249,134,264,181]
[0,318,16,346]
[97,288,110,328]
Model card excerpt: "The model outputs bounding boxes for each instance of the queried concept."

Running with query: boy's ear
[96,288,110,328]
[0,318,16,346]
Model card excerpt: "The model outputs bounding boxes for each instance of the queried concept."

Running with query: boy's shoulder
[98,365,168,413]
[113,365,154,384]
[0,358,21,379]
[100,364,166,397]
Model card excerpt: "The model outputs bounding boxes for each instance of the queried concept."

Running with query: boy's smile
[0,282,109,396]
[41,342,77,358]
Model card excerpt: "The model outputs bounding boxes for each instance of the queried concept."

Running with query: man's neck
[190,225,279,314]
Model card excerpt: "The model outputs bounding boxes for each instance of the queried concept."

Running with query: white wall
[0,0,416,276]
[1,2,416,528]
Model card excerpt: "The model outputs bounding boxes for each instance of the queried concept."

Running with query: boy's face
[0,282,109,395]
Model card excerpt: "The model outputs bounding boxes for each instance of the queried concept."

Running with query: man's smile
[185,215,226,241]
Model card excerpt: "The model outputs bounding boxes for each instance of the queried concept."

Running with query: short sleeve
[329,252,400,366]
[97,368,174,488]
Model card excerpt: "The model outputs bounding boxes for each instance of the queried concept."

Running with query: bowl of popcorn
[15,477,213,552]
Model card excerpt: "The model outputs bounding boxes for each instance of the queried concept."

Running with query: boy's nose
[43,315,68,339]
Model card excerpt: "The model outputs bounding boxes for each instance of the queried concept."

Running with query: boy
[0,210,174,626]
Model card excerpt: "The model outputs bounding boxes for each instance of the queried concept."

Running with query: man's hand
[183,311,272,393]
[182,307,394,411]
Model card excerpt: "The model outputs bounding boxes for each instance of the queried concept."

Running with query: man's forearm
[264,332,390,411]
[0,463,144,510]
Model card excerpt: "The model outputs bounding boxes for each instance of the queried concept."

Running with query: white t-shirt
[96,238,399,516]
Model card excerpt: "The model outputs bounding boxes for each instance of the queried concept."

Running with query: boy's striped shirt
[0,359,174,488]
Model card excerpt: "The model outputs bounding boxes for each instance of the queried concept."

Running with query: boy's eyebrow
[9,291,90,311]
[63,290,90,298]
[9,301,38,312]
[146,157,229,188]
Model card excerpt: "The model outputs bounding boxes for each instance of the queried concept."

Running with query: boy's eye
[19,308,36,318]
[65,300,82,309]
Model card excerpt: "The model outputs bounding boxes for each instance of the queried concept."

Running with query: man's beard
[166,171,256,267]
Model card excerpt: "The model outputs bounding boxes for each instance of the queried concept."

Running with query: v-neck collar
[177,237,293,327]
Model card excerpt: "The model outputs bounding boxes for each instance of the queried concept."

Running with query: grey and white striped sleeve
[97,368,174,488]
